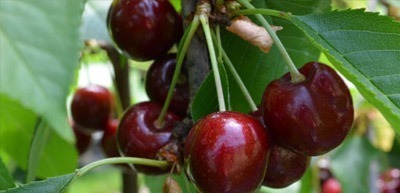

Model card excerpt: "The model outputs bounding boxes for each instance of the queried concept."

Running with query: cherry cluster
[183,62,354,192]
[107,0,189,174]
[73,0,357,192]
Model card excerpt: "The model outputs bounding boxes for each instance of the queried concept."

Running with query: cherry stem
[235,0,305,83]
[215,25,223,64]
[232,8,292,20]
[73,158,168,183]
[199,4,227,112]
[209,30,258,112]
[222,50,258,112]
[155,15,201,125]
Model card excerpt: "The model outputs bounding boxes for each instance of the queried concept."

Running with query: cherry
[378,168,400,193]
[145,54,189,117]
[71,85,113,132]
[117,101,180,175]
[184,111,271,193]
[71,121,91,155]
[262,144,310,188]
[107,0,182,61]
[262,62,354,156]
[101,119,120,158]
[322,178,342,193]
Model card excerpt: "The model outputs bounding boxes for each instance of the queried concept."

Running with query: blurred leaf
[387,0,400,7]
[0,157,15,190]
[170,0,181,12]
[144,173,197,193]
[81,0,112,43]
[0,0,85,142]
[0,95,78,178]
[330,136,381,193]
[299,168,317,193]
[388,134,400,168]
[26,120,51,183]
[258,183,300,193]
[0,173,75,193]
[289,9,400,133]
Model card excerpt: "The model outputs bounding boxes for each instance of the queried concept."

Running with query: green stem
[199,14,227,112]
[215,25,223,64]
[233,8,292,20]
[221,50,258,112]
[235,0,305,83]
[77,157,168,177]
[155,16,200,125]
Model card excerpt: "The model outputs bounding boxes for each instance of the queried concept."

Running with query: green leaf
[169,0,181,12]
[26,120,51,183]
[0,0,85,142]
[81,0,112,42]
[266,0,331,15]
[0,173,75,193]
[289,9,400,132]
[298,168,317,193]
[330,136,381,193]
[0,95,78,178]
[0,157,15,190]
[191,66,230,121]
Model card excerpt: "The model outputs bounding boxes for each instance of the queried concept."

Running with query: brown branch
[100,43,138,193]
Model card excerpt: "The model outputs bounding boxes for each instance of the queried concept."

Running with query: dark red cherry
[71,85,113,132]
[262,62,354,156]
[117,101,180,175]
[71,121,92,155]
[101,119,120,158]
[107,0,182,61]
[184,111,271,193]
[262,144,310,188]
[145,54,189,117]
[322,178,342,193]
[378,168,400,193]
[249,107,264,125]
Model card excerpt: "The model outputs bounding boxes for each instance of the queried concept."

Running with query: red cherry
[145,54,189,117]
[322,178,342,193]
[107,0,182,61]
[184,111,271,193]
[101,119,120,158]
[117,101,180,175]
[379,168,400,193]
[263,145,310,188]
[71,85,113,132]
[262,62,354,156]
[71,121,91,155]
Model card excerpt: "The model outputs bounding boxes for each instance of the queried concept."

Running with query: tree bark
[102,44,138,193]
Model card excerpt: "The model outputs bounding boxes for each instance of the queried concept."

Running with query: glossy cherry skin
[322,178,342,193]
[71,121,92,155]
[184,111,271,193]
[262,144,310,188]
[117,101,180,175]
[262,62,354,156]
[101,119,120,158]
[378,168,400,193]
[107,0,182,61]
[145,54,189,117]
[71,85,113,132]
